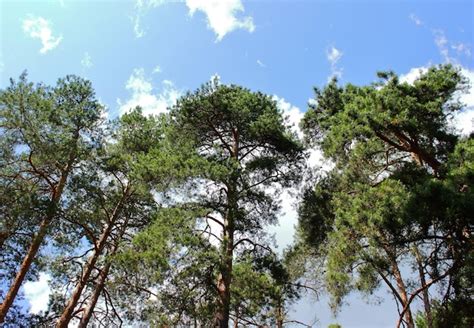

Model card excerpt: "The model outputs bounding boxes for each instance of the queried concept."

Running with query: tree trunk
[390,259,414,328]
[414,246,432,328]
[214,129,239,328]
[78,261,111,328]
[233,311,239,328]
[214,219,234,328]
[0,218,49,322]
[56,186,130,328]
[0,161,71,323]
[78,216,129,327]
[276,300,284,328]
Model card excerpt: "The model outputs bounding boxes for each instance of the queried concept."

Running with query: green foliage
[415,298,474,328]
[328,324,342,328]
[0,72,104,322]
[125,78,306,326]
[299,64,473,324]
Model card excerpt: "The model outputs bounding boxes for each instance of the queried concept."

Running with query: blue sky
[1,0,473,327]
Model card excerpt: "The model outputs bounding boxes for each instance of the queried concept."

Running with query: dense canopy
[0,65,472,328]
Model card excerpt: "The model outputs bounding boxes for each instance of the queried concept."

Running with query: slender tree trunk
[78,216,129,327]
[276,299,284,328]
[56,186,130,328]
[233,311,239,328]
[414,246,432,328]
[214,213,234,328]
[0,218,49,322]
[78,261,111,328]
[0,161,71,323]
[56,240,105,328]
[390,258,414,328]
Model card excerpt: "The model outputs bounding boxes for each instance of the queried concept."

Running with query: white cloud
[459,68,474,108]
[273,95,304,138]
[399,66,429,84]
[186,0,255,41]
[131,0,255,40]
[452,108,474,136]
[152,65,162,74]
[256,59,265,68]
[326,45,343,80]
[327,45,342,64]
[454,67,474,135]
[409,13,423,26]
[433,29,450,62]
[269,96,304,251]
[132,0,168,38]
[269,96,333,251]
[452,42,472,57]
[23,272,51,314]
[117,68,181,116]
[132,15,145,38]
[210,72,221,82]
[273,95,333,171]
[407,16,471,63]
[22,16,62,54]
[80,52,93,69]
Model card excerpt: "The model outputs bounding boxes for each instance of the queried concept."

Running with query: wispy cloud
[452,42,471,57]
[80,52,93,69]
[326,45,343,80]
[117,68,181,116]
[132,0,167,38]
[186,0,255,41]
[22,16,62,54]
[408,14,471,63]
[433,29,450,62]
[409,13,423,26]
[152,65,162,74]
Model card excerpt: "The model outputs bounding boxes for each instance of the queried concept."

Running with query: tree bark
[78,215,129,327]
[0,218,49,322]
[414,246,432,328]
[276,298,284,328]
[214,128,239,328]
[390,257,414,328]
[77,261,111,328]
[56,185,130,328]
[0,158,72,323]
[214,207,234,328]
